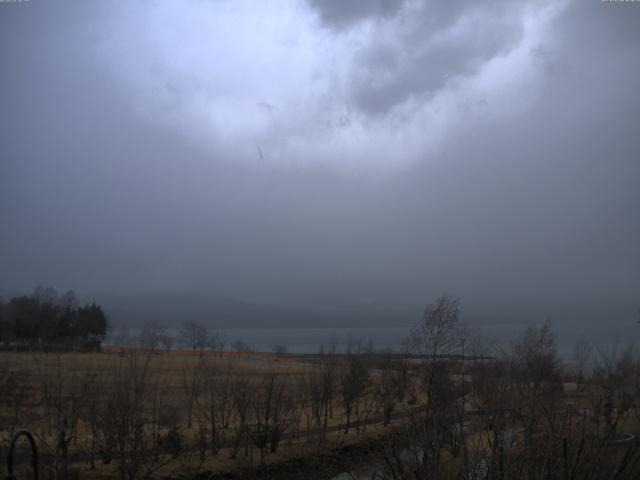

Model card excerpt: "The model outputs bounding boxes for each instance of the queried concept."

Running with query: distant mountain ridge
[2,289,636,331]
[0,289,23,301]
[82,292,421,330]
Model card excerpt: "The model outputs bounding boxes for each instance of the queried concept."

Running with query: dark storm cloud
[309,0,531,114]
[306,0,405,28]
[0,0,638,324]
[350,17,524,114]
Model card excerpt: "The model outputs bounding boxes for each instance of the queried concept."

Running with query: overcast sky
[1,0,639,317]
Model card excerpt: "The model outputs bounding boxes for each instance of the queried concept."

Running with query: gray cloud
[308,0,533,114]
[350,14,525,113]
[306,0,405,28]
[0,0,638,324]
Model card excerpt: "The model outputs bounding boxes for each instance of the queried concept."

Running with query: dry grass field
[1,330,638,480]
[0,349,421,479]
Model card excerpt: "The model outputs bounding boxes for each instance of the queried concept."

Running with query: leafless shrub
[180,357,204,429]
[340,341,371,434]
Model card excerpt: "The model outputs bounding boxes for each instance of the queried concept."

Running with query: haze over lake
[1,1,638,326]
[108,321,638,360]
[1,1,640,478]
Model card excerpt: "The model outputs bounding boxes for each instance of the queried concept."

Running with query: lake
[108,320,639,361]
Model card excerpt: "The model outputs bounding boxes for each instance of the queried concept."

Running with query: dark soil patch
[167,437,387,480]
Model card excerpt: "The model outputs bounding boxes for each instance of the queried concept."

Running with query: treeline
[0,286,108,350]
[0,338,407,480]
[0,294,638,479]
[376,295,640,480]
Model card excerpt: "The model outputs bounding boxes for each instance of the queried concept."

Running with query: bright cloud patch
[99,0,568,170]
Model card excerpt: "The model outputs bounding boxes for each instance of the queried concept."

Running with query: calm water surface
[109,321,639,359]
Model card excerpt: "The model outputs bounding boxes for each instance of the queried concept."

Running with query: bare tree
[229,375,253,459]
[252,372,291,463]
[33,354,83,480]
[80,367,108,470]
[573,338,593,391]
[180,321,209,356]
[198,360,235,455]
[305,369,325,430]
[409,294,461,405]
[232,339,253,354]
[381,324,640,480]
[319,342,337,428]
[180,358,205,429]
[510,320,562,450]
[593,342,638,428]
[112,327,133,354]
[208,330,226,356]
[376,352,402,426]
[512,319,561,389]
[138,320,167,351]
[160,332,174,351]
[286,376,308,440]
[340,341,371,434]
[272,344,288,356]
[410,295,461,356]
[0,359,31,443]
[97,350,171,480]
